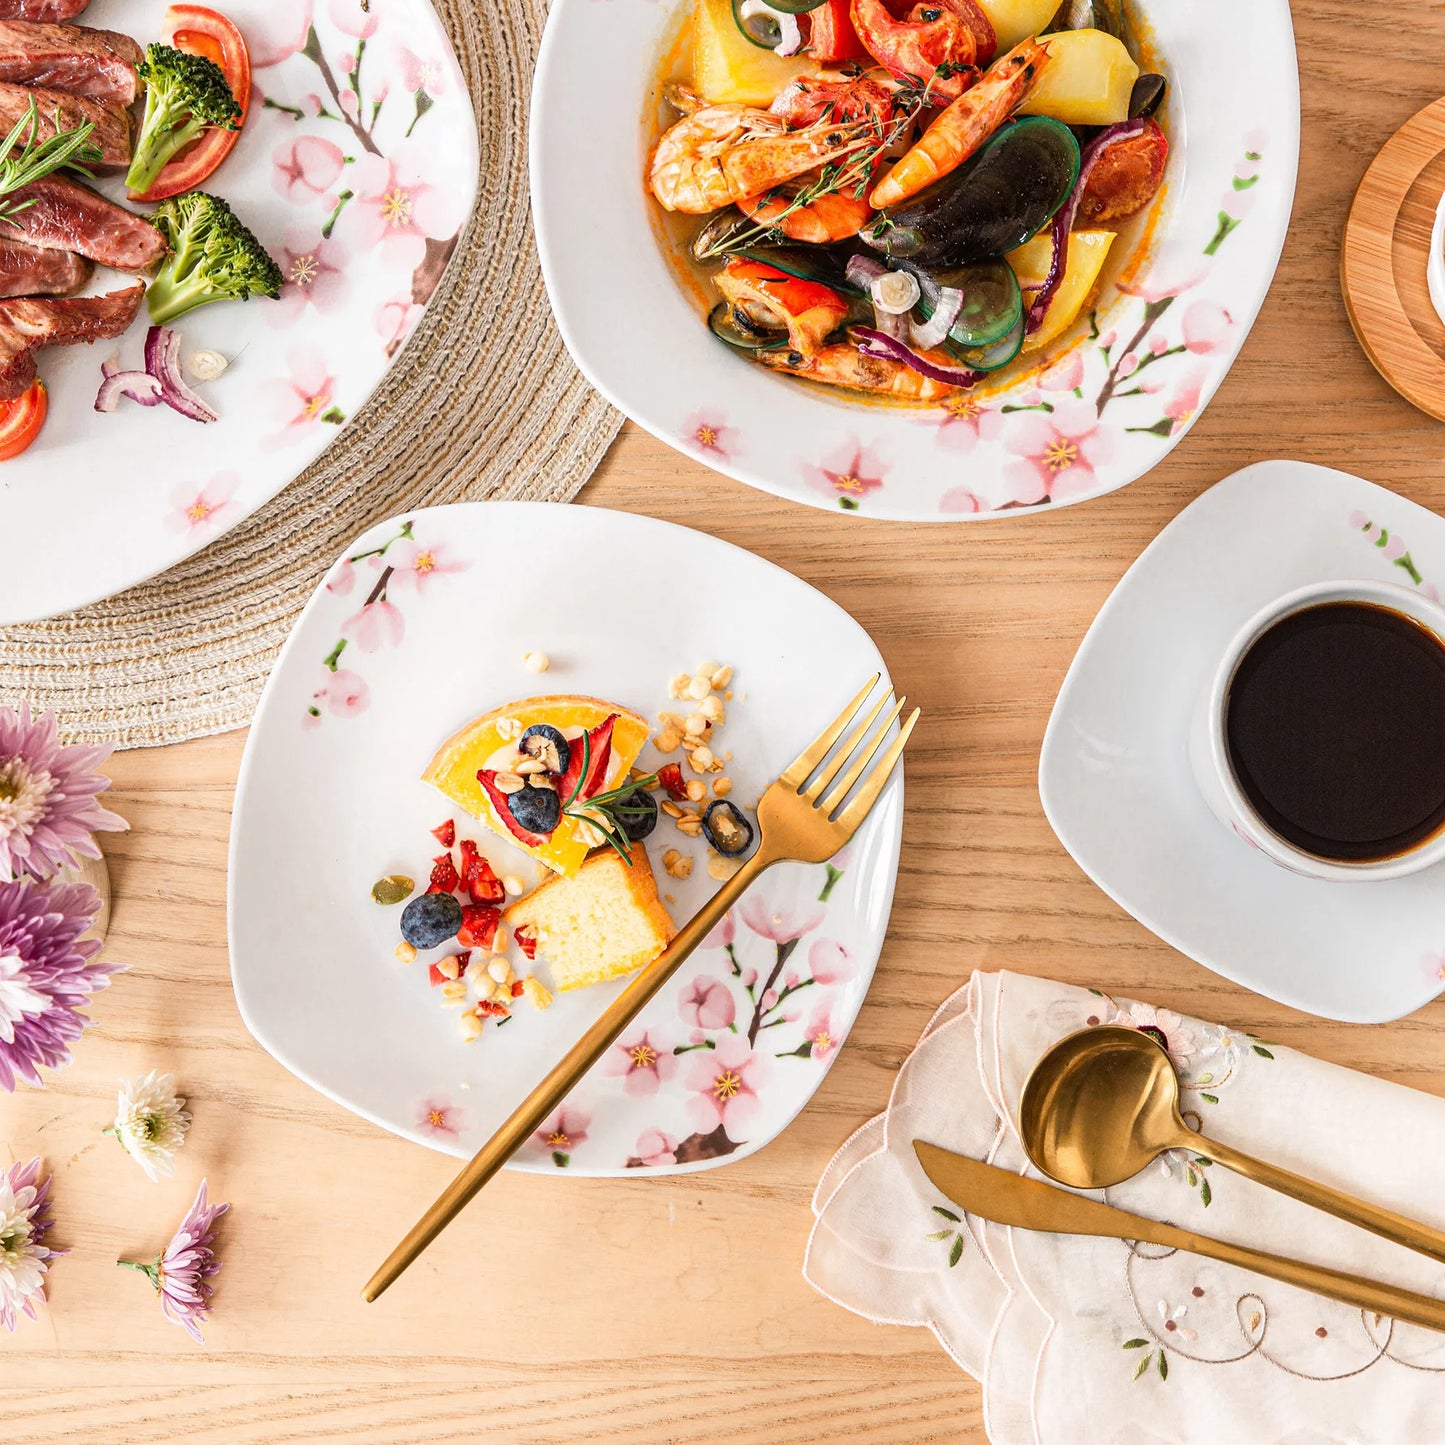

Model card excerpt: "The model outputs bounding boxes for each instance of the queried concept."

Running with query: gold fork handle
[361,847,776,1302]
[1190,1133,1445,1267]
[1147,1215,1445,1334]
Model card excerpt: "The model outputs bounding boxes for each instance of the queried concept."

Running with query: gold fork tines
[361,675,918,1303]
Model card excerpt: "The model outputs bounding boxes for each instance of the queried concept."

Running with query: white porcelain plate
[531,0,1298,522]
[1040,460,1445,1024]
[0,0,477,624]
[229,502,903,1174]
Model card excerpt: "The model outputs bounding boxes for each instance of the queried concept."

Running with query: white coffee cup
[1189,578,1445,882]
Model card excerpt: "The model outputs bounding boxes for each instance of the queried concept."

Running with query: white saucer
[1039,460,1445,1023]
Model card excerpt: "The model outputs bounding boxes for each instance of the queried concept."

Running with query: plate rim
[227,498,905,1173]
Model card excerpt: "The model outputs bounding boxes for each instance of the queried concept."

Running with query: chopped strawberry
[657,763,688,800]
[431,819,456,848]
[475,998,510,1019]
[458,838,506,903]
[457,904,501,950]
[427,950,471,988]
[510,979,525,997]
[557,714,616,804]
[427,852,459,894]
[514,924,539,960]
[477,770,552,848]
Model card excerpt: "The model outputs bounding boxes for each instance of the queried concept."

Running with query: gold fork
[362,674,919,1302]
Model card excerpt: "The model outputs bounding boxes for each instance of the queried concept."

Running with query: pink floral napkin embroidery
[805,972,1445,1444]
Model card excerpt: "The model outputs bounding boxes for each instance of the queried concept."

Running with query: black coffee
[1224,601,1445,862]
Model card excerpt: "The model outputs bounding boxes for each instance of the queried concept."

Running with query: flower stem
[1094,298,1173,416]
[321,188,354,241]
[747,937,800,1046]
[301,25,382,156]
[117,1258,160,1289]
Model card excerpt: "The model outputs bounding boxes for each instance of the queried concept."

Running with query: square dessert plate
[1040,460,1445,1023]
[229,502,904,1174]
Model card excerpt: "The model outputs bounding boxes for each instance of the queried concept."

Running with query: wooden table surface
[9,3,1445,1440]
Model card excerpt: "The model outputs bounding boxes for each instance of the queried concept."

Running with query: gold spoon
[1018,1025,1445,1264]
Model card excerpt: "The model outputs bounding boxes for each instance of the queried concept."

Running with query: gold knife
[913,1140,1445,1334]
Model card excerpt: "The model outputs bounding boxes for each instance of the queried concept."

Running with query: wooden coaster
[1342,96,1445,422]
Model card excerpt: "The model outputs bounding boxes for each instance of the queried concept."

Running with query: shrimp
[714,260,850,357]
[650,105,874,214]
[869,37,1049,209]
[849,0,996,103]
[768,74,894,128]
[758,343,962,401]
[737,180,876,243]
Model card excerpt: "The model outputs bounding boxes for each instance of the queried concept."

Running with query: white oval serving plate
[229,501,903,1174]
[531,0,1298,522]
[0,0,477,624]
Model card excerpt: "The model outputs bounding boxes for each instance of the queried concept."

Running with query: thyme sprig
[695,68,953,262]
[0,98,101,228]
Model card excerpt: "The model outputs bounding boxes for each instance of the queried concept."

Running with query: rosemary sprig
[696,68,952,262]
[564,753,661,864]
[0,98,101,228]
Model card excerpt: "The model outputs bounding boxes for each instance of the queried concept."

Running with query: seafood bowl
[531,0,1299,522]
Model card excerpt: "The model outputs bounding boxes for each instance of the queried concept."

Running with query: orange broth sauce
[643,1,1172,409]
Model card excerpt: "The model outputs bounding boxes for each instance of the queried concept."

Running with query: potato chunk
[1020,28,1139,126]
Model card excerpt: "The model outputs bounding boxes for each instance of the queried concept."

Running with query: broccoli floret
[126,44,242,196]
[146,191,284,325]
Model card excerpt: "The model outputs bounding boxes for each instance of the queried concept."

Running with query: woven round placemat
[0,0,621,751]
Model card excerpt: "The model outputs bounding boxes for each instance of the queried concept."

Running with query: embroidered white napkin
[805,972,1445,1444]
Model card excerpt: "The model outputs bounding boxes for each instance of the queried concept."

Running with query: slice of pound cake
[504,847,676,992]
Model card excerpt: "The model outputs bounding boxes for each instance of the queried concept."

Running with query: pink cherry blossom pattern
[385,539,469,594]
[349,145,468,270]
[312,667,370,719]
[803,1002,838,1061]
[631,1129,679,1168]
[165,473,239,536]
[1116,258,1210,304]
[808,938,855,987]
[1040,348,1085,392]
[326,558,358,595]
[1163,366,1209,430]
[603,1031,677,1097]
[393,38,451,98]
[739,896,825,945]
[261,348,340,450]
[1001,396,1115,507]
[1180,299,1234,355]
[328,0,379,39]
[801,438,888,510]
[275,229,350,323]
[272,135,346,206]
[416,1096,464,1139]
[1423,950,1445,985]
[927,392,1003,455]
[678,975,736,1031]
[535,1104,590,1163]
[251,0,315,67]
[703,912,735,950]
[685,1035,773,1137]
[376,294,425,358]
[939,486,988,514]
[340,599,405,653]
[681,409,742,464]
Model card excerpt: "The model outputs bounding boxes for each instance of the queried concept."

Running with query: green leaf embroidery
[1185,1165,1198,1187]
[932,1205,962,1223]
[1204,211,1241,256]
[924,1228,954,1241]
[948,1234,964,1268]
[1252,1045,1274,1059]
[1231,174,1259,191]
[1158,1352,1169,1380]
[1125,418,1175,438]
[1200,1176,1213,1208]
[1194,1072,1214,1085]
[1122,1338,1148,1349]
[1245,150,1262,161]
[1133,1353,1152,1380]
[1200,1092,1219,1105]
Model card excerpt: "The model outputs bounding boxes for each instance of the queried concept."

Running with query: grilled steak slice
[0,236,89,297]
[4,174,164,271]
[0,1,92,18]
[0,281,142,398]
[0,82,130,166]
[0,21,142,103]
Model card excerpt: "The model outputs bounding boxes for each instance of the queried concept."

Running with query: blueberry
[508,782,562,835]
[400,890,462,949]
[616,788,659,842]
[520,724,570,775]
[702,800,755,857]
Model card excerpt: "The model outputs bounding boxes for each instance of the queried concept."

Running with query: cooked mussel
[692,211,749,262]
[863,117,1080,269]
[733,244,862,294]
[945,310,1025,372]
[708,301,789,352]
[1128,73,1167,120]
[1054,0,1125,38]
[894,258,1022,347]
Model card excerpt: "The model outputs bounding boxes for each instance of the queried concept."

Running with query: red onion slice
[95,363,161,413]
[1025,118,1145,336]
[145,325,219,424]
[853,326,981,388]
[845,254,889,292]
[909,284,964,350]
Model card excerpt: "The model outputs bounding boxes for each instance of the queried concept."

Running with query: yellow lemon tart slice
[422,695,651,877]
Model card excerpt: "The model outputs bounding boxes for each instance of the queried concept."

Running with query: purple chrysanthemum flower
[0,878,121,1091]
[0,1157,64,1332]
[120,1180,228,1343]
[0,702,127,883]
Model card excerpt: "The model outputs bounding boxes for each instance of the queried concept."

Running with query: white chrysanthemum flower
[109,1071,190,1181]
[0,1158,60,1332]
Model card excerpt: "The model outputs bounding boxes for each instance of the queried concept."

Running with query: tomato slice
[129,5,252,203]
[0,381,47,461]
